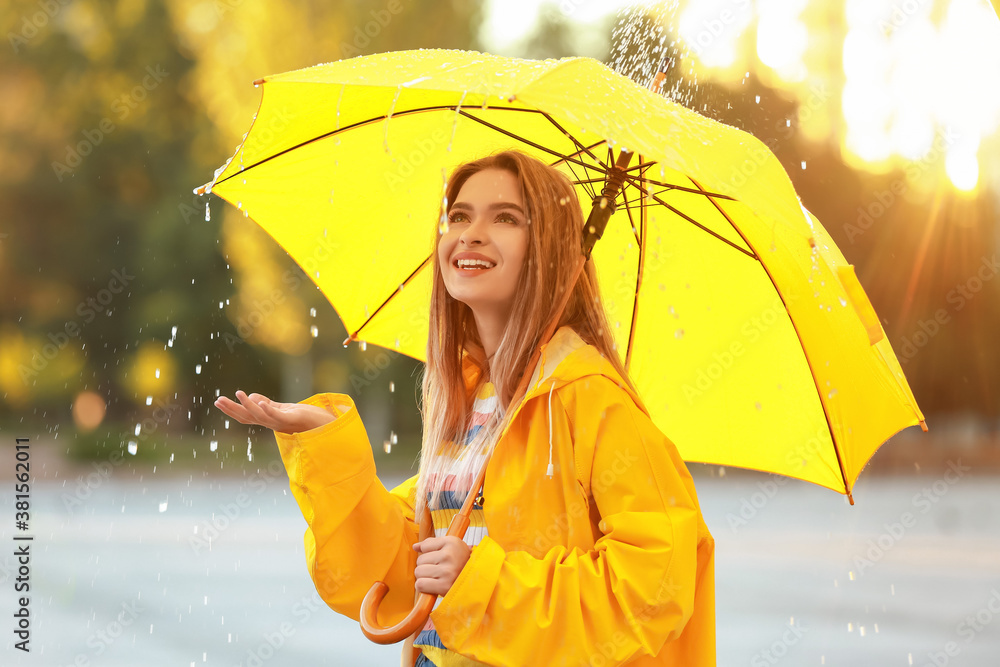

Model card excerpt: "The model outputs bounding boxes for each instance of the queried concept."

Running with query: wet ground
[2,468,998,666]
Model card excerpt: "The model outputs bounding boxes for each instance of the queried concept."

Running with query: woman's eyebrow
[450,201,525,215]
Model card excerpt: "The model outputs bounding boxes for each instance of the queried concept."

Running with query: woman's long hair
[414,149,639,519]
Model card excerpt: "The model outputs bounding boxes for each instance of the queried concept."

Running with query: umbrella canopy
[198,48,926,501]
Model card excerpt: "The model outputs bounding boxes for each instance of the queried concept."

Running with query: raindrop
[310,325,319,338]
[210,440,218,452]
[801,161,807,170]
[146,396,153,406]
[159,501,168,513]
[128,441,138,455]
[389,381,395,393]
[755,95,760,104]
[205,202,211,222]
[247,438,253,462]
[674,329,684,339]
[195,364,202,374]
[134,423,141,436]
[155,368,160,379]
[828,389,838,399]
[383,439,392,454]
[360,341,367,352]
[310,308,316,317]
[224,420,229,429]
[838,297,847,307]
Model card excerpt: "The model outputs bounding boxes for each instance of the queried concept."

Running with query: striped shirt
[414,381,498,667]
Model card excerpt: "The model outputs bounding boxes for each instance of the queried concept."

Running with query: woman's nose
[458,218,486,245]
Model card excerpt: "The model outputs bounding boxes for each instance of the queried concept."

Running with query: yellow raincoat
[272,326,716,666]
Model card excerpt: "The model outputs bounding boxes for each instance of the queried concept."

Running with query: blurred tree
[0,0,484,460]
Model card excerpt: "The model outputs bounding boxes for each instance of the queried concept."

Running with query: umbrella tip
[919,419,928,432]
[847,490,855,506]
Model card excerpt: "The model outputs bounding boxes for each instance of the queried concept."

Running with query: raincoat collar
[461,325,648,420]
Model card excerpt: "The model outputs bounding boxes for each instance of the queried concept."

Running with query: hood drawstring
[546,381,556,478]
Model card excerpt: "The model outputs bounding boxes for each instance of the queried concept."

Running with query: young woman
[215,150,716,666]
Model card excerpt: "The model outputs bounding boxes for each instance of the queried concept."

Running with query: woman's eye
[497,213,518,224]
[447,212,467,224]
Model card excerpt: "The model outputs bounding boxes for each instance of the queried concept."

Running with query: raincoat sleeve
[429,376,703,666]
[271,392,420,626]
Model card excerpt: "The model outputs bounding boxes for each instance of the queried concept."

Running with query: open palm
[214,390,335,434]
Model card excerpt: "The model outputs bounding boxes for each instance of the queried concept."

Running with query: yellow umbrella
[197,48,926,504]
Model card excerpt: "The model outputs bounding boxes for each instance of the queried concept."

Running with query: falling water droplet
[155,368,160,379]
[210,440,218,452]
[128,441,138,455]
[360,341,367,352]
[828,389,838,399]
[310,308,316,317]
[389,381,395,392]
[674,329,684,339]
[205,202,211,221]
[247,438,253,462]
[159,500,168,512]
[146,396,153,406]
[195,364,202,374]
[310,325,319,338]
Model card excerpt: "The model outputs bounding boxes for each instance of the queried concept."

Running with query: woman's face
[438,168,529,318]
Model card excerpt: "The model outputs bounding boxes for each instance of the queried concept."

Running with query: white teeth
[456,259,496,269]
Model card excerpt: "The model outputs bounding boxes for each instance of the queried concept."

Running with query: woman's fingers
[214,396,257,424]
[235,390,274,428]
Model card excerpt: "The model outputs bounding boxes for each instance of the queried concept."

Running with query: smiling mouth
[454,259,497,271]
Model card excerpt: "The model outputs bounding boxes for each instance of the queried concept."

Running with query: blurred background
[1,0,998,665]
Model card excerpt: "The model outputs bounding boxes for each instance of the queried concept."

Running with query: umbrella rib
[212,104,596,188]
[625,175,758,260]
[637,176,736,200]
[537,111,612,173]
[456,110,604,177]
[684,176,853,501]
[624,159,649,371]
[345,253,433,343]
